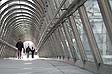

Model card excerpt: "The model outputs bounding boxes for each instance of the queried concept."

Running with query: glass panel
[61,26,73,58]
[109,0,112,9]
[63,19,80,60]
[58,27,71,58]
[85,0,112,64]
[72,10,94,61]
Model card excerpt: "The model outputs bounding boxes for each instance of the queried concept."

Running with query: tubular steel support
[37,0,86,51]
[78,5,103,68]
[0,38,17,51]
[97,0,112,46]
[68,16,87,63]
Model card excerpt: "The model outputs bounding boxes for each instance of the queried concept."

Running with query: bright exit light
[23,41,35,49]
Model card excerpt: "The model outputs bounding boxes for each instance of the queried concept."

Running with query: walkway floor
[0,56,95,74]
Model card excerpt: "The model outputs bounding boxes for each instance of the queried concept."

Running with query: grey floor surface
[0,58,95,74]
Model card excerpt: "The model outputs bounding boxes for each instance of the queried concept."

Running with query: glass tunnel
[0,0,112,74]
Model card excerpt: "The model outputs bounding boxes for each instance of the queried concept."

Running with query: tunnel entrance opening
[20,41,39,60]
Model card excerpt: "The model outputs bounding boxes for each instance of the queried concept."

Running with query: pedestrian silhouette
[26,46,31,58]
[31,47,35,58]
[16,39,24,59]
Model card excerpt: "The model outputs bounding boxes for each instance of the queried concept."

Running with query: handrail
[0,38,17,50]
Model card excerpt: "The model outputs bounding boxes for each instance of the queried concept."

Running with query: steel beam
[97,0,112,46]
[78,5,103,68]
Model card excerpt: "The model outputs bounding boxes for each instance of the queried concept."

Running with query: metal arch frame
[0,0,43,56]
[0,0,43,14]
[0,0,43,34]
[1,8,40,29]
[12,20,37,31]
[0,4,42,37]
[10,25,39,44]
[0,12,40,34]
[1,8,40,26]
[11,20,34,31]
[5,15,39,30]
[12,26,25,34]
[1,16,39,37]
[13,25,32,34]
[7,18,38,31]
[0,12,39,37]
[32,0,44,13]
[13,25,36,35]
[2,19,39,38]
[6,26,26,38]
[7,20,38,33]
[0,4,42,19]
[0,0,42,35]
[5,14,38,25]
[32,0,44,12]
[10,25,35,41]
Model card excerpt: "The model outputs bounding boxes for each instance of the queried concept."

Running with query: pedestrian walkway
[0,56,95,74]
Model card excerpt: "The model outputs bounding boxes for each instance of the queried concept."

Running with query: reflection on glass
[109,0,112,10]
[72,10,94,62]
[64,19,81,60]
[85,0,112,64]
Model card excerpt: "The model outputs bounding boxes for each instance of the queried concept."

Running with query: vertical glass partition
[109,0,112,9]
[85,0,112,64]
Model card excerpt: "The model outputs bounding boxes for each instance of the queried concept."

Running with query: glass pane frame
[71,10,94,62]
[84,0,112,64]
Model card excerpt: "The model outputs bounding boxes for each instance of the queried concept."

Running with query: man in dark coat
[16,39,24,59]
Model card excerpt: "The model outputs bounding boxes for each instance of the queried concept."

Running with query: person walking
[26,46,31,58]
[31,47,35,58]
[16,39,24,59]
